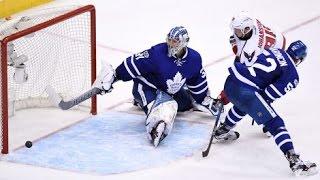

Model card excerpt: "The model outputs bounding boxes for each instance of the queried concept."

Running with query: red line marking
[204,54,234,68]
[97,42,133,54]
[282,15,320,34]
[104,98,131,110]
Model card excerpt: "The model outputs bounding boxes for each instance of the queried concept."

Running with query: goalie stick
[45,85,101,110]
[202,101,224,157]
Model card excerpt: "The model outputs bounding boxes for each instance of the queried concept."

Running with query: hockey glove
[229,35,238,55]
[229,35,236,46]
[93,64,116,95]
[201,96,223,116]
[217,90,230,105]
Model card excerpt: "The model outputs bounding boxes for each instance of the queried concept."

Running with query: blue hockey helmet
[166,26,189,57]
[286,40,307,66]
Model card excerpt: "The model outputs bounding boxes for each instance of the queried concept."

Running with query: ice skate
[285,151,318,176]
[214,123,240,142]
[262,125,271,137]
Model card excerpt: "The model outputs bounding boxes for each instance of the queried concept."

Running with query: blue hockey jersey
[115,43,208,103]
[228,48,299,101]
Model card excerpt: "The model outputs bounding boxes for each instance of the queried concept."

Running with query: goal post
[0,5,97,154]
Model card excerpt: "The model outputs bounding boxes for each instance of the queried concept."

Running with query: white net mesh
[0,5,95,153]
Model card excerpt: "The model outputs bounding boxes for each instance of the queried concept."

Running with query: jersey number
[200,68,206,78]
[135,50,149,60]
[248,57,277,77]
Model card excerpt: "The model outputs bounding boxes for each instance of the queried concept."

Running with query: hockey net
[0,5,96,154]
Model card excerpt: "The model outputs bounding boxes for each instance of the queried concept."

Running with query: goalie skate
[150,120,167,147]
[286,152,318,176]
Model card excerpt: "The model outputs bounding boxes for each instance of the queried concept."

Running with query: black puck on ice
[25,141,32,148]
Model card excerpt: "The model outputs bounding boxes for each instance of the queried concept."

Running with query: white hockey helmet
[230,11,254,38]
[166,26,189,57]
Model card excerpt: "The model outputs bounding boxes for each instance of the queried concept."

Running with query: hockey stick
[202,101,224,157]
[45,85,102,110]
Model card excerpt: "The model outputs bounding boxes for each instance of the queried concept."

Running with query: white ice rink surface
[1,0,320,179]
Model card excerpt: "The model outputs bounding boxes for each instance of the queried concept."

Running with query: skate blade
[294,166,318,176]
[213,132,240,143]
[213,136,237,144]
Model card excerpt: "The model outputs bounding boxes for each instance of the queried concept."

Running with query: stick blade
[202,150,209,157]
[45,85,62,107]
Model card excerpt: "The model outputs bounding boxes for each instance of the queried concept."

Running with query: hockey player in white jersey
[218,11,287,135]
[219,11,286,104]
[93,26,220,147]
[229,11,286,64]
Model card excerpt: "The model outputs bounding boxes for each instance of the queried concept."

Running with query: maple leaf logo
[166,72,186,94]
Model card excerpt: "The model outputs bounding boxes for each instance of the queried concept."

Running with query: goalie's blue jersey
[115,43,208,103]
[228,48,299,101]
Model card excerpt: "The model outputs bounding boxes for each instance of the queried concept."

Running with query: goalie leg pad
[146,91,178,147]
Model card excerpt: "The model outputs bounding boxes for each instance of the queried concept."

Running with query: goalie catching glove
[93,63,116,94]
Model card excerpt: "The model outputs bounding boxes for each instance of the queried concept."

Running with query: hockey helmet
[286,40,307,66]
[166,26,189,57]
[230,11,254,38]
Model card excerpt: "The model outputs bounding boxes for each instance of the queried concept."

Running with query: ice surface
[1,0,320,179]
[3,111,210,175]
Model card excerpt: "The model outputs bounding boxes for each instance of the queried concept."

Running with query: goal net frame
[0,5,97,154]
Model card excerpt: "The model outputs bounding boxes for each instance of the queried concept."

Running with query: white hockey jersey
[233,19,286,66]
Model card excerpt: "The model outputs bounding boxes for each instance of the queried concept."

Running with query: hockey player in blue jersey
[93,26,220,147]
[214,40,317,176]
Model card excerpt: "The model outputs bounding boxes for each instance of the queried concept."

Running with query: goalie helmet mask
[166,26,189,58]
[286,40,307,66]
[230,11,254,39]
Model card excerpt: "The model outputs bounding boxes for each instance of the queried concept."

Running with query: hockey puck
[25,141,32,148]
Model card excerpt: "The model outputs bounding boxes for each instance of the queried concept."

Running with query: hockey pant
[223,76,294,153]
